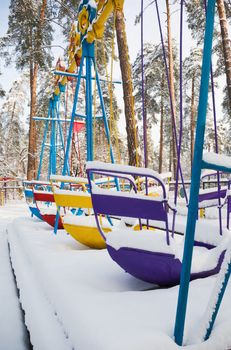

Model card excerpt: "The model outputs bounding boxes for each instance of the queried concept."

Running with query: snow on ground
[0,202,30,350]
[147,209,228,246]
[3,200,231,350]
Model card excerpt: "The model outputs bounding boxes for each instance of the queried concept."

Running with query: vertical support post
[56,103,70,175]
[4,179,7,204]
[37,102,51,180]
[50,100,56,176]
[141,0,147,168]
[204,257,231,340]
[174,0,216,345]
[227,181,231,229]
[206,0,222,236]
[62,58,84,175]
[86,55,93,161]
[55,54,84,234]
[55,41,117,234]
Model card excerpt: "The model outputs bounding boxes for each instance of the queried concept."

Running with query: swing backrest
[199,172,227,206]
[86,162,169,228]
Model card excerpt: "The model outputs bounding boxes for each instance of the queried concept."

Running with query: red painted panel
[41,214,63,229]
[34,192,55,203]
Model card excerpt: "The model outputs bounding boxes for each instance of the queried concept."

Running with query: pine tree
[166,0,178,178]
[0,71,5,98]
[185,0,231,155]
[115,8,140,166]
[183,48,202,172]
[2,0,53,179]
[0,75,28,177]
[133,42,178,173]
[217,0,231,113]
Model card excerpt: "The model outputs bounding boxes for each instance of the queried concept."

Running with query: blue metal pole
[55,103,70,175]
[48,101,53,179]
[37,101,51,180]
[88,57,93,161]
[174,0,216,345]
[50,100,56,176]
[86,56,92,161]
[55,56,85,233]
[62,58,84,175]
[204,259,231,340]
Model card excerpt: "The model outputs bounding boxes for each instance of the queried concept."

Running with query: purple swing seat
[199,172,227,208]
[226,181,231,229]
[107,246,225,287]
[87,162,225,287]
[198,188,226,205]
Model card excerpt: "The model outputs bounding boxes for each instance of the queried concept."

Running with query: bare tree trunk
[166,0,177,178]
[115,9,139,166]
[217,0,231,112]
[27,0,46,180]
[190,72,195,173]
[159,73,164,173]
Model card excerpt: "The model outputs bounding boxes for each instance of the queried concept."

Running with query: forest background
[0,0,230,181]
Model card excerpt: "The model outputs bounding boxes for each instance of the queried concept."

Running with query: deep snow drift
[1,201,231,349]
[0,202,30,350]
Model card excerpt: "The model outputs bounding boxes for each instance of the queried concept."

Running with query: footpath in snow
[5,201,231,350]
[0,202,31,350]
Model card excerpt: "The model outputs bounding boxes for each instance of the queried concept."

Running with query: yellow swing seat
[62,214,111,249]
[53,186,111,249]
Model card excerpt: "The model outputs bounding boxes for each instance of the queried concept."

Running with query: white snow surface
[39,207,57,215]
[190,240,231,344]
[199,186,227,195]
[143,212,231,247]
[23,180,50,186]
[62,213,111,228]
[0,202,31,350]
[2,201,231,349]
[33,189,53,195]
[86,161,166,187]
[106,229,228,274]
[51,174,116,185]
[50,174,88,184]
[91,185,165,201]
[203,152,231,169]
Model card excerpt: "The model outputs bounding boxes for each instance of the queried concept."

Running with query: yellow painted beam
[54,193,92,208]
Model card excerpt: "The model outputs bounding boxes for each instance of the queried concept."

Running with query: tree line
[0,0,230,180]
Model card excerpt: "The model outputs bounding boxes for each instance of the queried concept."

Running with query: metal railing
[0,177,24,205]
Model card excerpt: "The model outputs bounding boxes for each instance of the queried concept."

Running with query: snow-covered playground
[0,201,230,350]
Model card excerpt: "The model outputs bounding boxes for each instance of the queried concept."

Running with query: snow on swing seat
[107,228,228,269]
[62,213,113,249]
[105,229,226,286]
[52,179,113,249]
[63,213,111,228]
[198,181,227,209]
[86,161,227,287]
